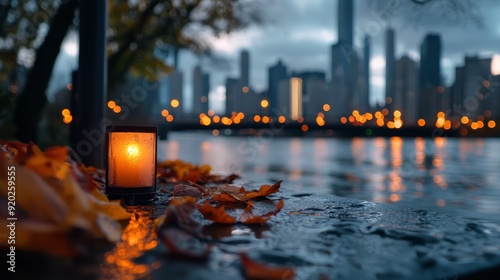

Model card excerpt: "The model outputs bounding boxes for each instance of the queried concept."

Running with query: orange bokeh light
[260,100,269,108]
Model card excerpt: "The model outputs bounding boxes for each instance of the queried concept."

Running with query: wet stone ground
[15,188,500,280]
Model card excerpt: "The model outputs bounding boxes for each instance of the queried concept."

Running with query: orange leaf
[170,196,198,206]
[43,146,68,162]
[240,252,295,280]
[184,170,202,182]
[243,181,282,199]
[197,200,236,224]
[212,190,244,203]
[239,200,284,224]
[213,184,246,195]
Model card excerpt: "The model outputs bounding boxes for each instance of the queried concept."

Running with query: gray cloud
[176,0,500,112]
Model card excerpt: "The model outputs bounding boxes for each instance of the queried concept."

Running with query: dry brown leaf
[239,200,284,224]
[196,200,236,224]
[243,181,283,200]
[212,190,245,203]
[240,252,295,280]
[173,184,203,198]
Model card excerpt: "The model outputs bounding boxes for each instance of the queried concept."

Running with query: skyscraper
[268,59,288,114]
[418,34,442,122]
[331,0,358,118]
[385,28,395,110]
[192,65,209,115]
[240,50,249,88]
[395,55,418,124]
[361,35,371,112]
[225,77,239,115]
[168,70,183,117]
[462,55,493,118]
[338,0,353,47]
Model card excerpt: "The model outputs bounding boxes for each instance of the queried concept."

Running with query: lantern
[105,126,157,204]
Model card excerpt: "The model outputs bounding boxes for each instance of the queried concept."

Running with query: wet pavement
[16,188,500,280]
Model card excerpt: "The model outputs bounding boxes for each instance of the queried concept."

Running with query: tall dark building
[418,34,442,122]
[192,65,209,115]
[462,56,493,118]
[385,28,395,109]
[167,70,184,117]
[240,50,249,87]
[225,77,239,115]
[452,66,465,110]
[395,55,418,124]
[331,0,357,118]
[361,35,371,112]
[338,0,353,47]
[268,59,288,114]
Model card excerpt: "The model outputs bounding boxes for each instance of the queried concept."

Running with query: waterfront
[159,132,500,224]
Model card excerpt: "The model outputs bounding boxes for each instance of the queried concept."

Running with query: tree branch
[12,0,78,142]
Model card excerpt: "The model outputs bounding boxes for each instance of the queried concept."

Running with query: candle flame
[127,145,139,157]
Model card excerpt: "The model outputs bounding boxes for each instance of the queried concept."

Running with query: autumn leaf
[240,252,295,280]
[172,184,203,198]
[159,196,201,234]
[43,146,69,162]
[0,141,132,257]
[184,170,202,182]
[157,160,239,185]
[243,181,283,199]
[239,200,284,224]
[212,184,246,195]
[212,190,245,203]
[169,196,198,207]
[196,200,236,224]
[157,196,212,260]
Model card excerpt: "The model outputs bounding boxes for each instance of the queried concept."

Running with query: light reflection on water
[159,132,500,224]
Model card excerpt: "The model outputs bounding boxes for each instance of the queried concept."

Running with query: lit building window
[290,77,302,120]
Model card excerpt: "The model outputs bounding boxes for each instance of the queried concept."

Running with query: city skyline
[169,0,500,113]
[52,0,500,114]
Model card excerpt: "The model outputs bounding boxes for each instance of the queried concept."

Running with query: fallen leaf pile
[0,141,130,257]
[156,179,286,269]
[157,159,239,184]
[0,140,294,278]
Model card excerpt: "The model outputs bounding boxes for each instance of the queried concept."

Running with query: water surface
[159,132,500,224]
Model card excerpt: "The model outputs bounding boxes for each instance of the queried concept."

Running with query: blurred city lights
[107,101,116,109]
[61,108,70,116]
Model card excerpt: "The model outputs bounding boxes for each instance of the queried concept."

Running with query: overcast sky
[54,0,500,113]
[174,0,500,113]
